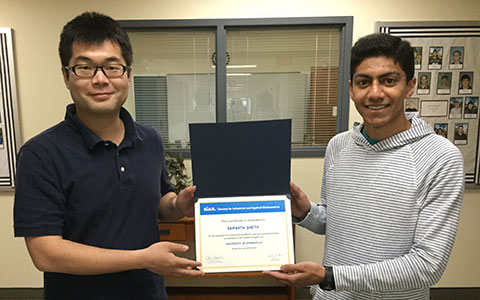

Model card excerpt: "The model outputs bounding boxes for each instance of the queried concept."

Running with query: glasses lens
[74,65,94,77]
[103,65,125,77]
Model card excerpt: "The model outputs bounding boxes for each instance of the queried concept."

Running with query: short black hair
[350,33,414,82]
[59,11,132,67]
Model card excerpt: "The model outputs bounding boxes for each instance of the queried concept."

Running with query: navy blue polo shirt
[14,104,174,300]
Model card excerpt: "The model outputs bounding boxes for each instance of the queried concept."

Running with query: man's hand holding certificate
[189,120,294,273]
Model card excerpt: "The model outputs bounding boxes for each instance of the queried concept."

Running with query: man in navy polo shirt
[14,12,203,300]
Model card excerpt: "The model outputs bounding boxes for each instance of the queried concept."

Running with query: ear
[125,66,132,88]
[406,76,416,98]
[348,80,353,99]
[127,66,133,80]
[61,66,70,90]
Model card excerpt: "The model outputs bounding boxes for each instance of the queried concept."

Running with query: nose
[91,67,109,84]
[368,80,384,99]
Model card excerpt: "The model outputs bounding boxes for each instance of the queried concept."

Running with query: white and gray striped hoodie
[299,116,464,300]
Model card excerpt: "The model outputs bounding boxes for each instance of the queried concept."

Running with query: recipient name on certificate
[195,195,295,273]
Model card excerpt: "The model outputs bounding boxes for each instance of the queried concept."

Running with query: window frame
[118,16,353,157]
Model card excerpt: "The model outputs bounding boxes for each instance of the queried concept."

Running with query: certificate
[190,120,293,273]
[195,195,295,273]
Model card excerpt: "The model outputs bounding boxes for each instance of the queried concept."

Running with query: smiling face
[62,40,131,121]
[349,56,416,140]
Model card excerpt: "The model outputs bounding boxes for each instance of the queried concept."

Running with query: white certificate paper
[195,195,295,273]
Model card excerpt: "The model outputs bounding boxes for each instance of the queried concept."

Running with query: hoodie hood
[352,115,435,152]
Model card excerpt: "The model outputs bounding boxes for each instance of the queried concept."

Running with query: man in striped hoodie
[265,33,464,300]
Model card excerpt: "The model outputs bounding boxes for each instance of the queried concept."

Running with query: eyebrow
[353,71,402,80]
[73,56,123,64]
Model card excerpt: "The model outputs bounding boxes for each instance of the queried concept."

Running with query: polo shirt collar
[64,104,144,150]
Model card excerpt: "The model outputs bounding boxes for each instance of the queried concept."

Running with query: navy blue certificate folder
[189,119,291,199]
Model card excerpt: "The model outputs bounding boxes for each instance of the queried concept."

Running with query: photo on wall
[404,97,419,119]
[414,46,423,70]
[433,123,448,138]
[417,72,431,95]
[449,46,464,70]
[454,123,468,145]
[437,72,452,95]
[449,97,463,119]
[405,97,419,112]
[458,72,473,95]
[428,46,443,70]
[464,96,478,119]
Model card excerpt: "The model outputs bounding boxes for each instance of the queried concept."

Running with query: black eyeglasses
[64,64,128,78]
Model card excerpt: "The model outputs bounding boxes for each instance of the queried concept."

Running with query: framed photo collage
[377,21,480,185]
[411,45,476,146]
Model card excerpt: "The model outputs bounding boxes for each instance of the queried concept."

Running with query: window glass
[226,27,341,148]
[125,30,215,149]
[122,19,350,156]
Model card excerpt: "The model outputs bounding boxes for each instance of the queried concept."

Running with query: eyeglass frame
[64,64,130,78]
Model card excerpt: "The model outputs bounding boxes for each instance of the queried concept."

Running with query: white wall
[0,0,479,288]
